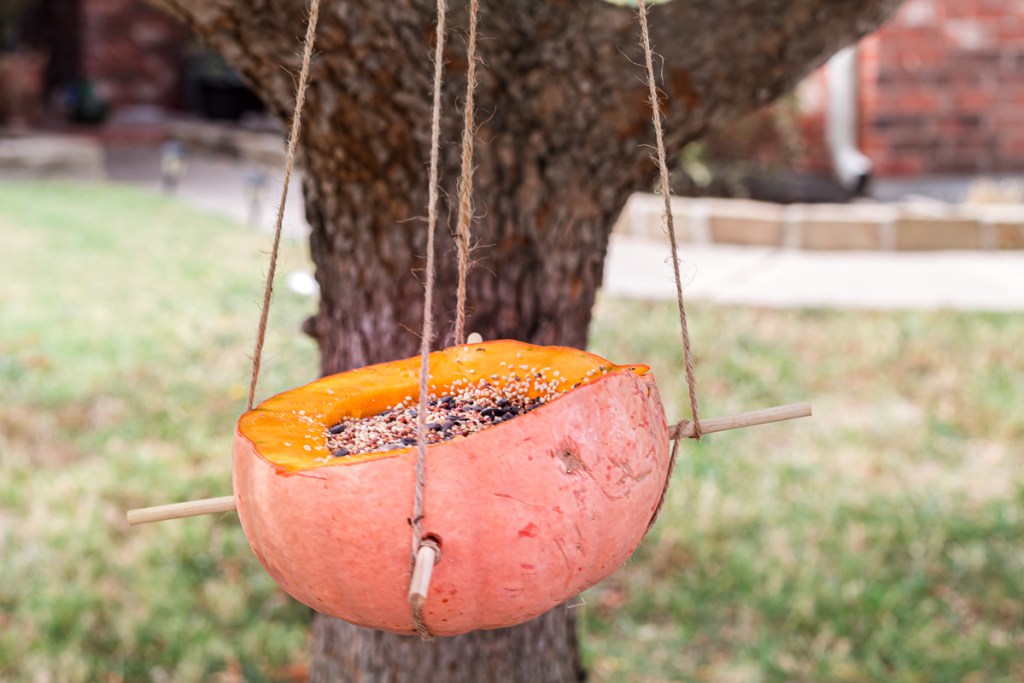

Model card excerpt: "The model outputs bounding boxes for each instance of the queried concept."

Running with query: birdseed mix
[322,364,610,459]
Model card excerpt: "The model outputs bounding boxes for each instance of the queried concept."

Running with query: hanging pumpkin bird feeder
[130,340,808,636]
[234,341,669,635]
[130,341,809,637]
[127,0,811,639]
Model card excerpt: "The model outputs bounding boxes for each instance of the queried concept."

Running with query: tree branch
[581,0,902,155]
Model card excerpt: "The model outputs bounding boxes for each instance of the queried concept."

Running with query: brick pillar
[80,0,188,109]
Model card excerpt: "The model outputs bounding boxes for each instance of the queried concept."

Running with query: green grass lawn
[0,182,317,682]
[2,181,1023,682]
[586,303,1024,682]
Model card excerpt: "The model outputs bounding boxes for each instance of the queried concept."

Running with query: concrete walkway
[604,236,1024,311]
[106,151,1024,312]
[106,147,309,239]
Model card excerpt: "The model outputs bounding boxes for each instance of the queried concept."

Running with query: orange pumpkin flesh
[233,340,670,635]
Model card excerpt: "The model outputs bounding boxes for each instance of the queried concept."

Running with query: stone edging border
[169,120,286,167]
[615,194,1024,251]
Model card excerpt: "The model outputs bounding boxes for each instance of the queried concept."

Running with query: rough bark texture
[309,598,585,681]
[151,1,901,680]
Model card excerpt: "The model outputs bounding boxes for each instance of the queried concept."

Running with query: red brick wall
[80,0,187,109]
[791,69,834,174]
[860,0,1024,175]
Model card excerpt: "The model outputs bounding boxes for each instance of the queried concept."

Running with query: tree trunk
[151,0,902,680]
[309,606,584,682]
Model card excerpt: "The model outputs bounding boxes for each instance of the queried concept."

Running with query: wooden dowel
[126,495,236,526]
[670,401,812,440]
[408,539,441,608]
[125,402,811,526]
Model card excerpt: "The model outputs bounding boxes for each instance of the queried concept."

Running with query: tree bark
[151,0,902,680]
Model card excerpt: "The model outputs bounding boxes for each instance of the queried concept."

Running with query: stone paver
[0,134,105,179]
[894,216,981,251]
[798,203,886,250]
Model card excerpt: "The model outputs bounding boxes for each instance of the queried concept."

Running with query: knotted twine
[410,0,483,638]
[247,0,321,411]
[410,0,450,640]
[452,0,481,346]
[636,0,702,530]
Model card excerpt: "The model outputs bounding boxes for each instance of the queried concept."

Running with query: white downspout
[826,45,873,195]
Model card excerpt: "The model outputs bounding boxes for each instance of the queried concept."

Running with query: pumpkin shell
[233,341,670,636]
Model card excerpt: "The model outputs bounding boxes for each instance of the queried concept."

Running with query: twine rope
[411,0,449,640]
[452,0,480,345]
[247,0,322,411]
[637,0,702,440]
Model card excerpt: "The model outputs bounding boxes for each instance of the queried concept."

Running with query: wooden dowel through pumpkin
[126,495,236,526]
[670,401,812,440]
[125,403,811,526]
[408,539,441,609]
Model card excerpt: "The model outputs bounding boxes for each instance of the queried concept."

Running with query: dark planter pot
[197,79,263,121]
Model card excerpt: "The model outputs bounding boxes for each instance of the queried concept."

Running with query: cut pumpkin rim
[236,340,651,472]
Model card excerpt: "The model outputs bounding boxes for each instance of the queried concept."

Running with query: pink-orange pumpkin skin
[232,341,670,636]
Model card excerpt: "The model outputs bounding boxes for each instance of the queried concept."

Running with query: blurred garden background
[3,0,1024,681]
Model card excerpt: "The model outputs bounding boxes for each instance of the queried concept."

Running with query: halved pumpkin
[233,340,670,636]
